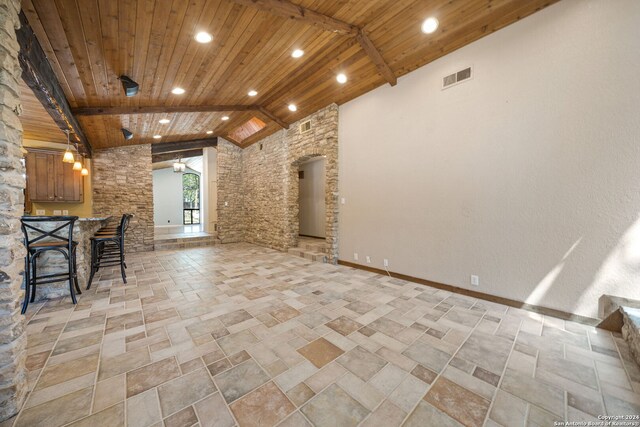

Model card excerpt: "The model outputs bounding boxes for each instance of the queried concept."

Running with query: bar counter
[26,216,111,302]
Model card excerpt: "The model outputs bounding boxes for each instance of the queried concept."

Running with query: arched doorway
[182,172,200,225]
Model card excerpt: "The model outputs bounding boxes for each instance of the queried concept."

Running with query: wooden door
[26,151,55,202]
[54,153,83,202]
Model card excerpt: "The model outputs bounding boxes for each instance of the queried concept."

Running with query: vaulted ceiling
[19,0,557,150]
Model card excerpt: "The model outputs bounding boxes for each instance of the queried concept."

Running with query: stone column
[0,0,28,421]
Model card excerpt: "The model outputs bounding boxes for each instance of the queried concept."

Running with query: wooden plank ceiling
[20,0,557,149]
[19,79,69,144]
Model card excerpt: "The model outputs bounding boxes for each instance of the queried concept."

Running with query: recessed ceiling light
[421,17,439,34]
[171,87,185,95]
[336,73,348,84]
[159,119,170,124]
[153,135,161,139]
[206,130,213,134]
[288,104,297,112]
[291,49,304,58]
[194,31,213,43]
[248,90,258,97]
[221,116,230,121]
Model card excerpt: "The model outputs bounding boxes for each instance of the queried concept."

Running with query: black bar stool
[20,216,81,314]
[86,214,132,289]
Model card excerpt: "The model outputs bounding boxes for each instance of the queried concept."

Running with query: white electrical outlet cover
[366,256,371,263]
[354,253,358,261]
[36,210,45,215]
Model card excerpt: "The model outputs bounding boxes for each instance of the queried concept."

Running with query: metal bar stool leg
[67,251,77,305]
[119,243,127,284]
[72,247,81,294]
[22,254,31,314]
[30,253,38,303]
[86,240,97,290]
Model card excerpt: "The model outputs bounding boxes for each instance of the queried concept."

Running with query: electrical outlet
[366,256,371,264]
[383,259,389,267]
[53,210,62,215]
[471,275,479,286]
[36,209,45,215]
[341,197,346,205]
[353,253,358,261]
[62,210,69,215]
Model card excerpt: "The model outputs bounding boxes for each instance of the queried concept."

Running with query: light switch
[341,197,346,205]
[62,210,69,215]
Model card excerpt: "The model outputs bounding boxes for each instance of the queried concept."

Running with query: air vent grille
[442,66,472,89]
[299,120,312,134]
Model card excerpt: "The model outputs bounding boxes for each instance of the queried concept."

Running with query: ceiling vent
[442,66,472,89]
[299,120,312,134]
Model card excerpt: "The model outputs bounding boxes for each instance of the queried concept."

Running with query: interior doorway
[298,157,326,239]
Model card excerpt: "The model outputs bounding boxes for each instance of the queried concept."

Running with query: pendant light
[81,166,89,176]
[73,160,82,171]
[173,158,186,173]
[62,130,75,163]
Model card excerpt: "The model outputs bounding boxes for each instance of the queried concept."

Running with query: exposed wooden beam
[256,106,289,129]
[151,138,218,155]
[72,105,256,116]
[230,0,396,87]
[152,148,203,163]
[227,0,358,36]
[16,12,92,157]
[356,30,397,86]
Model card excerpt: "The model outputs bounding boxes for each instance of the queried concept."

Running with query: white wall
[203,147,218,233]
[299,158,326,238]
[153,167,200,226]
[338,0,640,319]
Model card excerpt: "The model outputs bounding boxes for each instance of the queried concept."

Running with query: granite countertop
[77,217,111,222]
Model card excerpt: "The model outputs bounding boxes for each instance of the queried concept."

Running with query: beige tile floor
[4,243,640,427]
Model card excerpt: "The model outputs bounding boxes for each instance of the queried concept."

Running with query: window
[182,173,200,225]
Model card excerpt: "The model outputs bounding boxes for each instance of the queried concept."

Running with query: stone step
[298,242,328,253]
[154,235,218,251]
[287,247,327,263]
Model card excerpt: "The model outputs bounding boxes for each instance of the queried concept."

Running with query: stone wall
[0,0,28,420]
[243,132,288,250]
[241,104,339,262]
[92,145,154,252]
[217,138,245,243]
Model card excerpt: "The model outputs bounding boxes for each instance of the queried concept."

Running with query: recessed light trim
[194,31,213,43]
[159,119,170,124]
[221,116,230,121]
[153,135,161,139]
[421,17,439,34]
[171,87,185,95]
[248,90,258,97]
[291,49,304,58]
[288,104,297,112]
[336,73,348,84]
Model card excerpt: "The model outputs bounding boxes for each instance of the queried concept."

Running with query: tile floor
[4,243,640,427]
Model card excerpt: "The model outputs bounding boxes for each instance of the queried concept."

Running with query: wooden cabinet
[25,149,84,203]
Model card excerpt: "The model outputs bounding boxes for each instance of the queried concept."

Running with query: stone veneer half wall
[232,104,339,262]
[0,0,27,420]
[92,145,154,252]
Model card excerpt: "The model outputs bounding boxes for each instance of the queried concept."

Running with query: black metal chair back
[21,216,79,253]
